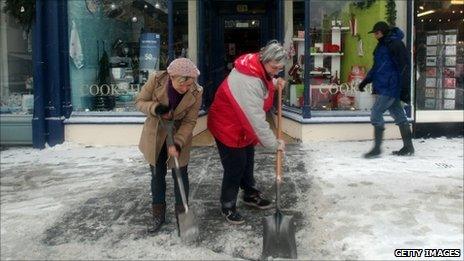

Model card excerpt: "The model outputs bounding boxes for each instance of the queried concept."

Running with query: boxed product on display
[445,34,457,45]
[426,35,438,45]
[425,78,436,88]
[444,89,456,99]
[425,88,436,98]
[443,78,456,88]
[445,46,456,56]
[443,99,455,110]
[426,46,437,56]
[443,67,456,78]
[426,57,437,66]
[445,56,456,66]
[426,67,437,77]
[424,98,436,109]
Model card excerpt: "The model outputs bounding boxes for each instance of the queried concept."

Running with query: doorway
[200,0,279,108]
[222,16,264,77]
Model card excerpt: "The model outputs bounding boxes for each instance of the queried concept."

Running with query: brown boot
[174,204,185,236]
[148,203,166,234]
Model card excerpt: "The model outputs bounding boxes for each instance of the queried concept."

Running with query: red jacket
[208,53,276,148]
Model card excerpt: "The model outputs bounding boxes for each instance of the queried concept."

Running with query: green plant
[3,0,35,33]
[385,0,397,26]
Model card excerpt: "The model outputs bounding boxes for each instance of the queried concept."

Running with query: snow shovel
[164,120,200,243]
[262,87,297,259]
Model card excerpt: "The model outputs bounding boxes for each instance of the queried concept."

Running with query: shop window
[415,0,464,110]
[68,0,187,113]
[0,2,34,115]
[287,0,408,115]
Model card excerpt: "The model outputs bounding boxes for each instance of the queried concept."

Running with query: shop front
[1,0,462,147]
[413,0,464,137]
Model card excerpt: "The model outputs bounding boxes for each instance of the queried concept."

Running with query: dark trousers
[216,139,259,209]
[150,142,189,206]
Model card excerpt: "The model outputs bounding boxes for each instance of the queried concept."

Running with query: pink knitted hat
[166,58,200,78]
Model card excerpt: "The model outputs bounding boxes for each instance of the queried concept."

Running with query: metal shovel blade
[262,211,297,259]
[178,208,199,243]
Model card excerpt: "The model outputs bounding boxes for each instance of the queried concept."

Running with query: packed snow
[1,137,462,260]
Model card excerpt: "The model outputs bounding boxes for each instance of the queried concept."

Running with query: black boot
[392,123,415,156]
[148,203,166,234]
[364,126,384,159]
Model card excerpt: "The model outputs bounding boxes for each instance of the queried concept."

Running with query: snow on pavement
[0,137,462,260]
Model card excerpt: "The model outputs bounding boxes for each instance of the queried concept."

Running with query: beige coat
[136,71,203,168]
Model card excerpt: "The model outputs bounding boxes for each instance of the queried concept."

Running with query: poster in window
[426,46,437,56]
[445,56,456,66]
[443,67,456,78]
[445,34,457,45]
[424,99,436,109]
[139,33,160,73]
[426,35,438,45]
[445,46,456,56]
[443,78,456,88]
[444,89,456,99]
[426,57,437,66]
[425,88,436,98]
[443,99,455,110]
[425,78,436,88]
[426,67,437,77]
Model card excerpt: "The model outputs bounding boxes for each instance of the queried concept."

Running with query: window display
[287,0,405,114]
[415,0,463,110]
[0,1,34,115]
[69,0,188,113]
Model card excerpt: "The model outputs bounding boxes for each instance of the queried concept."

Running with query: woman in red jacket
[208,40,287,224]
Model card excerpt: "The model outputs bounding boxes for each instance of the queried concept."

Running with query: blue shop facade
[1,0,462,147]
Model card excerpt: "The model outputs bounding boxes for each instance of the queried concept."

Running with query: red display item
[443,78,456,88]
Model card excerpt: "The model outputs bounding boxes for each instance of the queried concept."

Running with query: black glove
[154,104,170,115]
[358,80,367,92]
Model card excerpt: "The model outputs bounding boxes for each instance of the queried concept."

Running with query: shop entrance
[201,0,279,108]
[221,16,265,77]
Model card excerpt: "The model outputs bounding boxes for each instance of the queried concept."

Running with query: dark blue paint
[302,0,311,118]
[32,0,70,148]
[168,0,174,63]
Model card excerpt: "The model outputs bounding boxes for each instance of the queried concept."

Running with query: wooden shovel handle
[276,86,283,183]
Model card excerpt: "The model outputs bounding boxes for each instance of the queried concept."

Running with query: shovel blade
[262,211,297,259]
[178,209,199,243]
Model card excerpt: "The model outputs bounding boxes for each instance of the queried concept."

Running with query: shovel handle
[162,120,189,212]
[276,85,283,210]
[173,157,189,212]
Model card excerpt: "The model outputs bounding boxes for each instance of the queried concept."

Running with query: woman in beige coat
[135,58,203,233]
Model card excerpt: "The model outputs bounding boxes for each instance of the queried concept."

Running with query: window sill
[64,110,207,124]
[281,109,412,124]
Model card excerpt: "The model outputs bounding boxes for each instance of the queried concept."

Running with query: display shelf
[291,21,347,106]
[331,26,350,31]
[310,52,344,56]
[310,71,331,75]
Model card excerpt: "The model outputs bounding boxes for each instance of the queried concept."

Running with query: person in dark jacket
[359,21,414,158]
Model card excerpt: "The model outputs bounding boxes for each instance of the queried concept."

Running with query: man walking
[359,21,414,158]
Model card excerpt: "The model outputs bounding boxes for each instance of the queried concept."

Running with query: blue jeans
[371,95,408,128]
